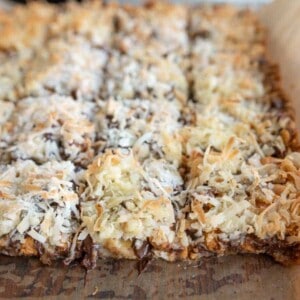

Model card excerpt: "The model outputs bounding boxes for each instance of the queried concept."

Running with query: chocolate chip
[43,133,54,141]
[70,89,77,100]
[186,229,198,241]
[272,145,287,158]
[270,96,284,110]
[133,240,152,259]
[81,235,99,269]
[192,29,211,39]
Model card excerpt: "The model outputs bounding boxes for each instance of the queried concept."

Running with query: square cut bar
[0,2,56,101]
[21,37,109,101]
[81,147,185,265]
[94,97,182,156]
[114,2,189,59]
[0,160,81,264]
[1,96,95,166]
[100,51,188,105]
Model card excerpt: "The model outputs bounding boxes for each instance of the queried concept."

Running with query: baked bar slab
[0,1,299,267]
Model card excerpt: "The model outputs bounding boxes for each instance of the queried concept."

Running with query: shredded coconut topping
[0,160,80,252]
[6,96,95,165]
[82,149,182,257]
[0,2,299,264]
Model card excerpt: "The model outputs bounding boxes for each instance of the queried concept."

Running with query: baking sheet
[0,0,299,299]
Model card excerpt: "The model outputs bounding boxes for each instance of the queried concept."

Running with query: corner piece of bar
[0,159,82,263]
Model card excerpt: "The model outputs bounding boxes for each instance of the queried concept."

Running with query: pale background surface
[0,0,299,299]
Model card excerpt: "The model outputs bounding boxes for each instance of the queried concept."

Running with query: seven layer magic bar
[0,1,299,267]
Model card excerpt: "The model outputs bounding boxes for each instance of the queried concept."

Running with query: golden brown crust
[0,2,56,52]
